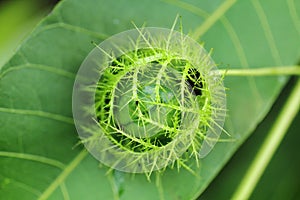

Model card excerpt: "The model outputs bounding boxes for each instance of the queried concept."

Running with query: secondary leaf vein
[191,0,238,40]
[0,63,76,80]
[34,22,108,40]
[0,151,65,169]
[287,0,300,36]
[38,149,88,200]
[251,0,282,65]
[0,107,74,125]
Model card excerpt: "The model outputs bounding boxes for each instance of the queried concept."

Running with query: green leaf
[201,78,300,199]
[0,0,299,199]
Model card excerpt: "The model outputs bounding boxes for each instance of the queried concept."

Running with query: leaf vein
[191,0,238,40]
[38,150,88,200]
[0,151,66,169]
[60,182,70,200]
[0,107,74,125]
[251,0,282,65]
[287,0,300,36]
[34,22,108,40]
[1,176,42,196]
[0,63,76,80]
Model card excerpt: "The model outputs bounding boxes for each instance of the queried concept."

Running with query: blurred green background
[0,1,299,199]
[0,0,59,66]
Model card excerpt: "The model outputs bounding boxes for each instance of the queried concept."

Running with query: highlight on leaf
[72,25,226,176]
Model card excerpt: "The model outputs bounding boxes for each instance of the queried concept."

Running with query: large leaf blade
[0,0,299,199]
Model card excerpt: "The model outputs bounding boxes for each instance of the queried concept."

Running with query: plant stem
[217,66,300,76]
[231,78,300,200]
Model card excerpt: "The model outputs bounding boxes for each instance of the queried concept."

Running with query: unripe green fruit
[72,27,226,175]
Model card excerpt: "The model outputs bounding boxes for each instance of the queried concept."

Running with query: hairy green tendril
[72,27,226,175]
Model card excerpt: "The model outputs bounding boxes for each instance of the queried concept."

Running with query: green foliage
[0,0,299,199]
